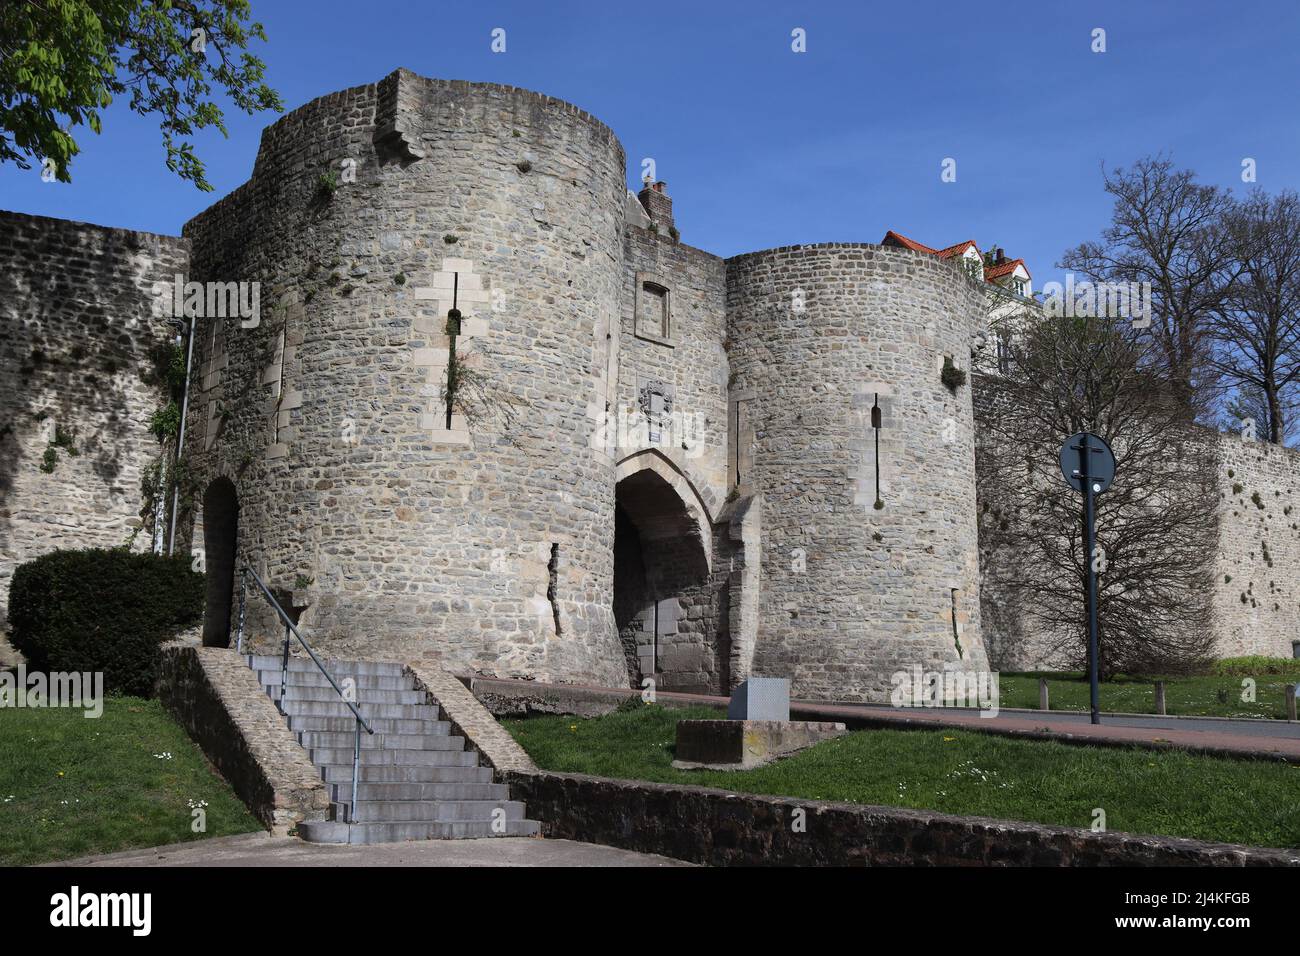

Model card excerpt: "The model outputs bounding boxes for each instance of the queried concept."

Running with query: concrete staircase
[247,655,540,844]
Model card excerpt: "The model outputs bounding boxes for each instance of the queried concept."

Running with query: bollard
[1155,680,1166,716]
[1287,684,1297,722]
[1038,678,1049,711]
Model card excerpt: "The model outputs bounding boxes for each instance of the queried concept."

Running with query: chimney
[995,248,1006,264]
[637,180,675,233]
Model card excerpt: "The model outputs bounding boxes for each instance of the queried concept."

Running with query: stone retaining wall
[406,660,536,775]
[0,210,191,627]
[156,643,328,833]
[503,770,1299,866]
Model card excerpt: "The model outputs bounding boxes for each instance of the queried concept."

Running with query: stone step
[320,763,492,785]
[277,700,441,720]
[259,670,414,691]
[310,746,472,767]
[247,655,407,677]
[297,819,541,844]
[333,799,528,824]
[297,730,462,752]
[267,685,427,705]
[332,782,510,802]
[288,715,448,735]
[244,653,538,843]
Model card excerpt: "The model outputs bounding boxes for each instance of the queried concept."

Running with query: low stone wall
[503,770,1299,866]
[406,661,536,776]
[156,643,328,833]
[468,675,726,718]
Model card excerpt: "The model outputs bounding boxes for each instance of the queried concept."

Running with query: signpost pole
[1060,431,1114,727]
[1080,441,1102,725]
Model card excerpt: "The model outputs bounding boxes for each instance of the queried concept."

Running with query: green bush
[7,549,205,696]
[1210,656,1300,679]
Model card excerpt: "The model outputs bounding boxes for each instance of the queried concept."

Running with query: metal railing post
[235,568,247,654]
[279,621,290,713]
[237,563,375,825]
[352,717,361,823]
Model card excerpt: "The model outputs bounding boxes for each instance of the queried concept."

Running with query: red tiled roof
[936,240,978,260]
[983,258,1027,281]
[880,230,939,255]
[880,230,1032,283]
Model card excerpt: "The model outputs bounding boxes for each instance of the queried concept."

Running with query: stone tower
[178,69,987,700]
[183,71,630,684]
[725,244,989,700]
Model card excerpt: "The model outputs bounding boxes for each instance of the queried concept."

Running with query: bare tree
[1060,156,1234,418]
[976,309,1218,677]
[1221,385,1298,447]
[1209,189,1300,445]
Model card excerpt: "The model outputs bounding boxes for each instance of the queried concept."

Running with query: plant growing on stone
[941,357,967,392]
[440,314,527,440]
[149,401,181,442]
[52,423,78,456]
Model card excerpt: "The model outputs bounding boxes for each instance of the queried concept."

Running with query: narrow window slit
[951,588,963,658]
[445,272,461,430]
[546,543,562,635]
[871,393,883,509]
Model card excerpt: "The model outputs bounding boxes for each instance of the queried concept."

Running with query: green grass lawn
[0,697,262,865]
[996,672,1295,718]
[504,704,1300,850]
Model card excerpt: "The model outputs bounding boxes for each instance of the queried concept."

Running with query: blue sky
[2,0,1297,280]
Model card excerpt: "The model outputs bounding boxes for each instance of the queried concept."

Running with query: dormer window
[1011,277,1026,296]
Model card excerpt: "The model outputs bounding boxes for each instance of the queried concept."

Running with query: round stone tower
[184,71,628,683]
[724,243,989,701]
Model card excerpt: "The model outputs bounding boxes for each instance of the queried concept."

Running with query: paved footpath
[473,677,1300,763]
[52,832,689,867]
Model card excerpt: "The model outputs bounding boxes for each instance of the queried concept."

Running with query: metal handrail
[236,564,375,824]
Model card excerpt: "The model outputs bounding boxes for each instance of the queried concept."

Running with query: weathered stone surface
[0,211,190,626]
[672,719,846,770]
[405,658,536,775]
[156,643,328,833]
[726,244,990,700]
[976,371,1300,670]
[7,69,1297,706]
[504,771,1300,867]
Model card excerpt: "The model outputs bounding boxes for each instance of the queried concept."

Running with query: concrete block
[728,677,790,721]
[672,719,846,770]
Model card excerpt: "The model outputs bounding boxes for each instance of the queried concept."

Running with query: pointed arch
[614,448,714,574]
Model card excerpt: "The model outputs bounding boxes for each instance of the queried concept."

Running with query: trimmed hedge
[1210,656,1300,679]
[8,548,205,696]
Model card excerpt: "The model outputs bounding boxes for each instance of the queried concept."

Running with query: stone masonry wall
[156,643,329,833]
[725,244,989,701]
[0,210,190,627]
[505,770,1298,866]
[1211,436,1300,659]
[975,382,1300,670]
[614,225,729,504]
[181,71,629,684]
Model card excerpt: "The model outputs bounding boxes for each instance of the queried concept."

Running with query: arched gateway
[613,450,717,693]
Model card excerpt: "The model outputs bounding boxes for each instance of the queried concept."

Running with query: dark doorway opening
[201,477,239,647]
[613,468,710,691]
